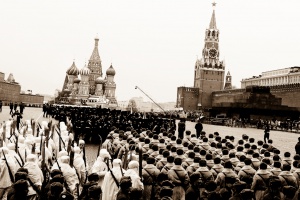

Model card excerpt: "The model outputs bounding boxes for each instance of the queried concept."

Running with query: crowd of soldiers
[1,106,300,200]
[43,104,177,143]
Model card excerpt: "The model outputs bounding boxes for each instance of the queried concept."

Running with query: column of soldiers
[1,108,300,200]
[45,105,177,143]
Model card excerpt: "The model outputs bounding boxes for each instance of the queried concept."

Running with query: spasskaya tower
[193,2,225,108]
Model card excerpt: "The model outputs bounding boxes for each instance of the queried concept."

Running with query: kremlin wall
[0,72,44,106]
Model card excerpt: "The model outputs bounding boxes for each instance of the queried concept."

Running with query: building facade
[59,37,118,108]
[177,4,228,111]
[241,66,300,88]
[0,72,44,106]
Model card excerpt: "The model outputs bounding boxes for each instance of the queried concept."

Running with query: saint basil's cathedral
[59,36,118,108]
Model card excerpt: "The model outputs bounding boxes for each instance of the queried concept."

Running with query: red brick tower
[224,71,232,90]
[194,3,225,108]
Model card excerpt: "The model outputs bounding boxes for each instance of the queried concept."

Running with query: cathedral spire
[209,2,217,29]
[90,37,101,61]
[88,36,103,95]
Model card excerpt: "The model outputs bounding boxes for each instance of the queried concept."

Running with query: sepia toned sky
[0,0,299,102]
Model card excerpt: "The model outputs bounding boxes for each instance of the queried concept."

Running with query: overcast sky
[1,1,299,102]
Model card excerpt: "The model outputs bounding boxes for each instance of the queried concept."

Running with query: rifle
[119,163,124,176]
[67,138,72,155]
[2,149,15,183]
[37,123,42,130]
[40,134,43,154]
[53,156,71,193]
[54,156,62,171]
[82,145,87,168]
[138,143,142,181]
[17,149,24,166]
[69,150,74,168]
[82,145,88,184]
[106,158,119,187]
[122,147,129,169]
[32,120,36,136]
[59,133,62,152]
[15,134,18,153]
[14,156,22,167]
[55,128,66,150]
[50,124,55,140]
[32,143,36,154]
[25,149,27,162]
[44,128,49,148]
[96,134,102,158]
[8,130,17,142]
[1,123,6,147]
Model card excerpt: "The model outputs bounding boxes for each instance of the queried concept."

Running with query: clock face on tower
[209,48,217,58]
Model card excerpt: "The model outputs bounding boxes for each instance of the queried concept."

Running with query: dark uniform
[264,124,270,143]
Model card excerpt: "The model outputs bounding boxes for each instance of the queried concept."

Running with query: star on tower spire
[212,1,217,9]
[209,2,217,29]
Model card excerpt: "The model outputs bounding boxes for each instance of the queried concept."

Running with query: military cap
[146,157,155,164]
[176,149,184,155]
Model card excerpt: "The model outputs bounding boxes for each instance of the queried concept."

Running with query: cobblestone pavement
[1,107,298,168]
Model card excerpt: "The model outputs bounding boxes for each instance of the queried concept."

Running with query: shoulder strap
[173,169,185,186]
[212,168,218,174]
[187,138,195,146]
[191,165,196,172]
[242,169,250,176]
[163,165,170,172]
[144,168,155,183]
[109,169,119,187]
[222,172,228,186]
[105,160,119,187]
[184,161,190,167]
[280,175,293,187]
[284,160,290,165]
[199,170,212,180]
[257,174,267,185]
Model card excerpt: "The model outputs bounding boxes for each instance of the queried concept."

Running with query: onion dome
[95,77,106,84]
[73,77,81,84]
[66,61,79,76]
[106,64,116,76]
[80,64,91,75]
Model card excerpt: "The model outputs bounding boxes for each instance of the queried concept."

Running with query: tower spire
[95,34,99,47]
[209,2,217,29]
